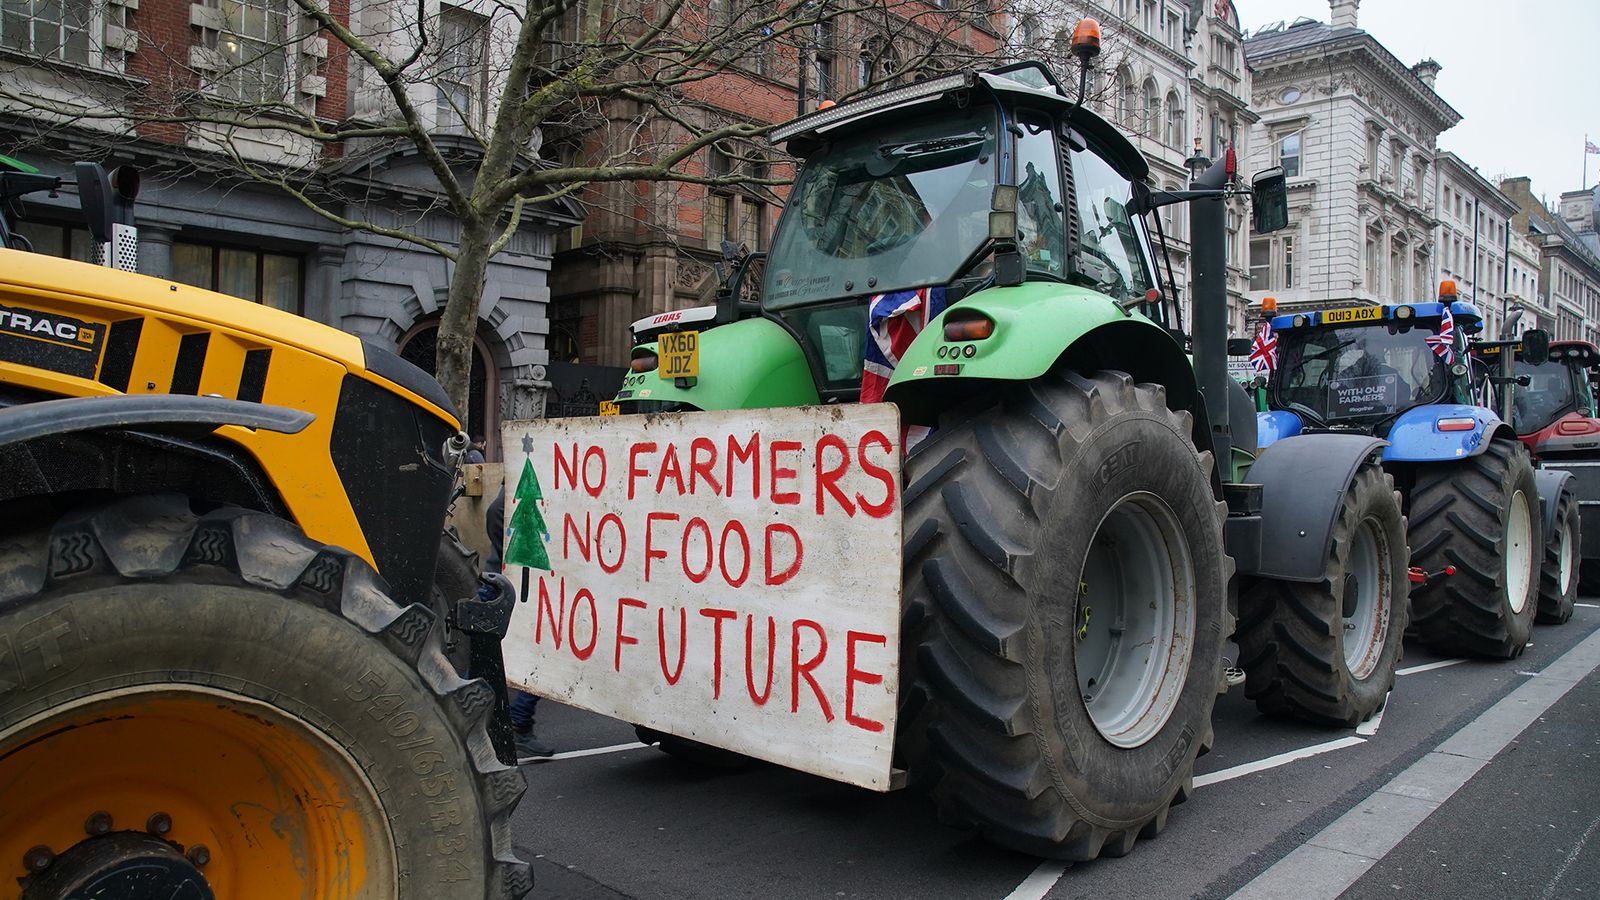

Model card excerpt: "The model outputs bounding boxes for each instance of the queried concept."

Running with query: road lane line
[1228,624,1600,900]
[1002,862,1068,900]
[524,742,653,764]
[1577,602,1600,609]
[1395,658,1467,676]
[1355,698,1387,736]
[1194,736,1367,788]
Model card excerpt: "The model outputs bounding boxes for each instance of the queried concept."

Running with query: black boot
[514,724,554,761]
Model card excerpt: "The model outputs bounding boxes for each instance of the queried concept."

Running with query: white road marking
[1355,697,1387,736]
[1576,602,1600,609]
[1228,625,1600,900]
[524,742,653,764]
[1395,658,1467,676]
[1002,862,1068,900]
[1194,736,1368,788]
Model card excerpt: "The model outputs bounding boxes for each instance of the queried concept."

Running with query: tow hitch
[1407,565,1457,586]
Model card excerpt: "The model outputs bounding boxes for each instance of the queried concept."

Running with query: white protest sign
[500,405,903,790]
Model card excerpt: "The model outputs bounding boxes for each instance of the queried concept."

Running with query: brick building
[545,5,1006,368]
[1500,178,1600,343]
[1,0,580,449]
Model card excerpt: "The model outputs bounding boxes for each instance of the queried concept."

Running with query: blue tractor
[1257,292,1558,665]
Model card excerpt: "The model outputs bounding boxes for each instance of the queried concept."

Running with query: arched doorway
[399,321,500,459]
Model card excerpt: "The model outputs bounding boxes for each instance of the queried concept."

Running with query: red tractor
[1482,338,1600,615]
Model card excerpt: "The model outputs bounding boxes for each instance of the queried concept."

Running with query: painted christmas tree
[505,456,551,570]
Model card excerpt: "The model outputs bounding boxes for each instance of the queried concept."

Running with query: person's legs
[509,690,553,759]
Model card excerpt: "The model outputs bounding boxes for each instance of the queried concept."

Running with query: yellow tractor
[0,157,529,897]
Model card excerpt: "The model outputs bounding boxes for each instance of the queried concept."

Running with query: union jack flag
[1427,306,1456,364]
[862,287,946,448]
[1249,321,1277,374]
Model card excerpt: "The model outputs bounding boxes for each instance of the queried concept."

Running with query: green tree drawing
[506,457,551,570]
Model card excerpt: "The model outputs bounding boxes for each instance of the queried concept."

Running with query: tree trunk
[437,217,494,423]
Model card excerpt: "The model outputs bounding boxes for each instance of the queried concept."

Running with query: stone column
[307,245,345,326]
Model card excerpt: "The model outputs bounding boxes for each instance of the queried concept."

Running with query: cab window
[1014,111,1066,277]
[1070,144,1155,301]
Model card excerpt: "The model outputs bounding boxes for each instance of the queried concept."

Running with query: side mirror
[1251,167,1288,234]
[1226,337,1253,356]
[73,162,139,245]
[1522,329,1551,366]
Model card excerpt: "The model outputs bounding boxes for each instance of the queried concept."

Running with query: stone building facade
[2,0,581,452]
[1243,0,1460,314]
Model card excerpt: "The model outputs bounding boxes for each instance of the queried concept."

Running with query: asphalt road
[508,604,1600,900]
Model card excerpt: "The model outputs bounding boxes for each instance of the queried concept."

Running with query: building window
[1165,92,1183,148]
[210,0,291,103]
[1249,239,1270,290]
[812,20,835,100]
[1116,67,1135,126]
[9,220,95,260]
[1142,78,1159,136]
[1210,112,1225,158]
[1166,12,1180,49]
[706,147,767,251]
[1282,236,1295,289]
[1,0,96,64]
[437,5,488,133]
[1279,132,1301,178]
[173,241,303,314]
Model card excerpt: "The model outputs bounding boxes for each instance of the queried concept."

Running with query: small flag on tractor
[1427,306,1456,365]
[1249,321,1278,374]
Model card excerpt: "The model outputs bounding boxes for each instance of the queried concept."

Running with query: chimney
[1500,176,1533,205]
[1411,59,1441,89]
[1330,0,1360,28]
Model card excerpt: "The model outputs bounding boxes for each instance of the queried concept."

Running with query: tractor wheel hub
[22,832,213,900]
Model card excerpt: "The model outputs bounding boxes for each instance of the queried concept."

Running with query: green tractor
[582,42,1407,860]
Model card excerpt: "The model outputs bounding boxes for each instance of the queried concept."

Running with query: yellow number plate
[1322,306,1383,324]
[659,330,700,378]
[598,400,620,416]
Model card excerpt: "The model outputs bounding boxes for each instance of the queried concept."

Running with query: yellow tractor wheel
[0,495,530,899]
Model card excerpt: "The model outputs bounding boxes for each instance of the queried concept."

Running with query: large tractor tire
[1408,440,1541,658]
[897,370,1230,860]
[1536,486,1579,625]
[0,495,530,899]
[1237,464,1409,726]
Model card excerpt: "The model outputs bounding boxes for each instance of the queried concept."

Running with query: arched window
[400,321,496,452]
[1116,67,1135,126]
[1166,91,1183,148]
[1142,78,1160,136]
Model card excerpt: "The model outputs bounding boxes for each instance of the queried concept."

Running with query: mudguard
[0,393,313,447]
[884,282,1198,426]
[616,316,819,412]
[1533,467,1576,549]
[1255,410,1304,450]
[1382,404,1505,462]
[1243,432,1389,582]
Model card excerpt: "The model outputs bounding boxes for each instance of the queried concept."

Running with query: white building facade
[1243,0,1460,315]
[1433,152,1519,338]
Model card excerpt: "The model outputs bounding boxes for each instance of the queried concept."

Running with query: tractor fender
[1255,409,1304,451]
[615,315,819,412]
[1244,432,1389,582]
[1381,403,1510,463]
[0,393,312,447]
[1533,467,1576,545]
[885,282,1198,429]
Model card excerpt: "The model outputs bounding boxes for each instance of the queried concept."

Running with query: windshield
[1512,359,1578,433]
[764,110,997,309]
[1275,323,1455,424]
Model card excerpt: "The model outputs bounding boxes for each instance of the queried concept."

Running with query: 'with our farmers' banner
[500,405,903,790]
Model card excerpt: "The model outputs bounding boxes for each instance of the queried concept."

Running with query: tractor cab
[1477,339,1600,452]
[761,61,1162,400]
[1267,300,1482,436]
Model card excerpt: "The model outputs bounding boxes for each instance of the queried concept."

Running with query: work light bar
[770,72,976,145]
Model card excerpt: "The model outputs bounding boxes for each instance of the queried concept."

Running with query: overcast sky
[1239,0,1600,207]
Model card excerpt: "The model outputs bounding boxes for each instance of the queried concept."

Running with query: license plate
[598,400,620,416]
[1322,306,1383,324]
[659,330,699,378]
